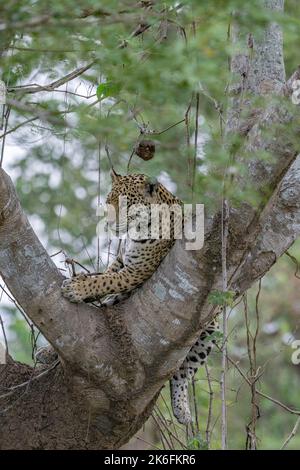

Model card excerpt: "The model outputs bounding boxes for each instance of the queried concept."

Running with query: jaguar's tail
[170,319,219,424]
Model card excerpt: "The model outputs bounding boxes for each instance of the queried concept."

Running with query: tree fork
[1,0,300,449]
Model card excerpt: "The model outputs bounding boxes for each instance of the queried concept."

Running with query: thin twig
[0,107,10,166]
[151,413,168,450]
[153,407,188,449]
[0,360,60,400]
[96,86,103,272]
[0,284,32,329]
[220,199,229,450]
[154,405,175,448]
[185,97,193,187]
[0,116,38,141]
[136,435,161,450]
[192,378,200,433]
[205,363,214,449]
[50,250,63,258]
[244,285,261,450]
[192,92,200,201]
[148,118,185,136]
[227,355,300,416]
[286,251,300,280]
[0,314,9,361]
[281,416,300,450]
[10,62,95,95]
[160,392,180,439]
[127,145,137,174]
[105,144,115,171]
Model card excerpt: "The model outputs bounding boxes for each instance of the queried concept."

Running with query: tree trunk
[1,0,300,449]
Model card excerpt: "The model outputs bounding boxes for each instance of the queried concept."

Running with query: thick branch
[231,155,300,292]
[0,168,221,448]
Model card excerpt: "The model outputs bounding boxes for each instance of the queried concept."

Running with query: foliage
[187,433,208,450]
[208,290,235,307]
[1,0,299,258]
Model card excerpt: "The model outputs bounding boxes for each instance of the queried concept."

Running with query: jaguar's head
[105,170,181,235]
[106,171,158,208]
[105,171,159,233]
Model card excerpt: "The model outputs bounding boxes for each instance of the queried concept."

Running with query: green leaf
[96,81,121,99]
[208,290,235,307]
[187,433,208,450]
[209,330,223,343]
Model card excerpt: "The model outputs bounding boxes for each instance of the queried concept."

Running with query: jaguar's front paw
[61,273,88,303]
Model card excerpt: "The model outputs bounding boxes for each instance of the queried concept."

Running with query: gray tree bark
[1,0,300,449]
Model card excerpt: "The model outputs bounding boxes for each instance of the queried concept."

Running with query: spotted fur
[61,171,218,424]
[170,318,219,424]
[61,172,181,302]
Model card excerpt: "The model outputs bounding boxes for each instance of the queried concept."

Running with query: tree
[0,0,300,449]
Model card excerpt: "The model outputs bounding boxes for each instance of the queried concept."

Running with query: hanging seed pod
[135,140,155,161]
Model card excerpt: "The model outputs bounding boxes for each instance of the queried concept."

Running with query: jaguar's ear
[144,177,158,197]
[110,168,120,182]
